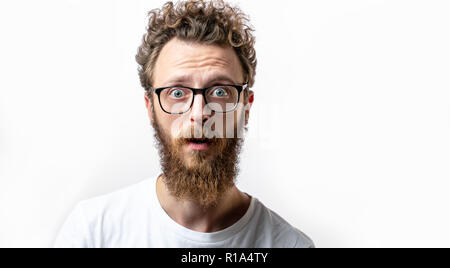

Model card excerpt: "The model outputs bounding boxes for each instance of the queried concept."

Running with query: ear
[144,93,154,125]
[245,90,254,126]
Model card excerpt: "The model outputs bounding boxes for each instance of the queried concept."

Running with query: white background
[1,0,449,248]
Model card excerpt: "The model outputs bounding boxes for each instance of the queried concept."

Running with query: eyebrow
[164,74,238,86]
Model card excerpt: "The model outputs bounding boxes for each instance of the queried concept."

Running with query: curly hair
[135,0,257,98]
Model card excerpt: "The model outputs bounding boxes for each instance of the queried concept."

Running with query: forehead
[153,38,244,87]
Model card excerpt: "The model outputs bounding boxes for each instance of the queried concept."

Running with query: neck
[156,174,251,233]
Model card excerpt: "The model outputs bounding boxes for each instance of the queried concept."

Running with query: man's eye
[211,87,229,97]
[169,88,186,99]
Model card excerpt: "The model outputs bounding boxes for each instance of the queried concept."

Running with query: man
[54,0,314,248]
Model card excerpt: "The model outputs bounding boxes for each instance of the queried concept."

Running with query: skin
[144,37,255,232]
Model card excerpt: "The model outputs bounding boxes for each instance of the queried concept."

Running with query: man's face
[144,38,254,208]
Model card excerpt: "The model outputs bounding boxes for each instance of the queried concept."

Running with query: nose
[189,93,210,125]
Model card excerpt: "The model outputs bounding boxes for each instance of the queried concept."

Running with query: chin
[183,154,211,169]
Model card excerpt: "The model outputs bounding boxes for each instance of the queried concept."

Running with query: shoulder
[251,198,315,248]
[54,177,154,248]
[76,177,155,228]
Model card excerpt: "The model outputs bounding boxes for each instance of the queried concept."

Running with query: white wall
[1,0,449,247]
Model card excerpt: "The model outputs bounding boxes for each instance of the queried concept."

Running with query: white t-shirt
[53,175,314,248]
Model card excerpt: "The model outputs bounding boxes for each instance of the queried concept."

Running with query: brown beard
[151,110,245,209]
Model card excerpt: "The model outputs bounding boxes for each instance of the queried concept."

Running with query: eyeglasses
[149,83,248,115]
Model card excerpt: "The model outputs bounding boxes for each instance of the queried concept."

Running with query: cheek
[167,113,192,139]
[154,108,183,138]
[222,110,245,137]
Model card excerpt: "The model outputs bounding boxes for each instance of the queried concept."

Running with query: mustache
[174,125,218,141]
[172,126,234,153]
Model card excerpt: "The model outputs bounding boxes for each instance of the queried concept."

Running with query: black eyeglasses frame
[149,83,248,115]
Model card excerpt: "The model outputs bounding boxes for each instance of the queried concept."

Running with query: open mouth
[186,138,212,151]
[187,138,211,144]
